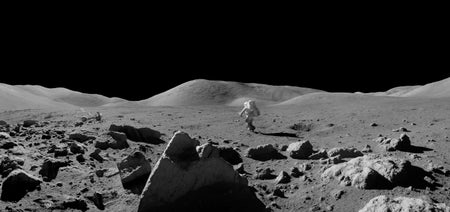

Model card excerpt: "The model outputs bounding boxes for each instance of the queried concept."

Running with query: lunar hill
[139,79,324,107]
[0,83,124,111]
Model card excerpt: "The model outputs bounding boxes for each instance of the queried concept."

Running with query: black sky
[2,8,448,101]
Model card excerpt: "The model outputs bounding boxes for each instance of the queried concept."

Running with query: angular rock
[1,169,42,202]
[86,192,105,210]
[138,131,259,212]
[109,124,164,144]
[330,189,345,200]
[106,131,129,149]
[327,147,363,158]
[321,155,414,189]
[90,149,104,162]
[117,151,152,194]
[246,144,283,161]
[69,132,95,143]
[39,158,71,182]
[309,149,328,160]
[274,171,290,184]
[196,143,219,159]
[287,140,313,159]
[359,195,450,212]
[362,145,372,153]
[0,156,24,177]
[59,197,89,212]
[255,168,277,180]
[69,142,86,154]
[218,146,243,165]
[290,167,303,178]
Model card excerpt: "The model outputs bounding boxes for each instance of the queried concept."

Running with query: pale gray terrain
[0,78,449,211]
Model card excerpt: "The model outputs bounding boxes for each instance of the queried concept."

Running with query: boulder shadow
[257,131,298,138]
[149,183,266,212]
[398,145,433,153]
[396,165,442,190]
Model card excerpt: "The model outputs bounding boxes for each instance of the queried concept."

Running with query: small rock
[87,192,105,210]
[392,127,410,132]
[69,132,95,143]
[330,189,345,200]
[272,188,285,197]
[274,171,291,184]
[362,145,372,153]
[327,147,363,158]
[309,149,328,160]
[90,149,104,162]
[69,142,85,154]
[299,163,312,171]
[246,144,282,161]
[290,167,303,178]
[370,123,378,127]
[76,154,86,163]
[255,168,276,180]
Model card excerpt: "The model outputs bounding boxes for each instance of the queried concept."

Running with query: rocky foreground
[0,106,450,211]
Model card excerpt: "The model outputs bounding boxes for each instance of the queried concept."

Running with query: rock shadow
[396,165,442,190]
[123,174,150,195]
[150,183,266,212]
[398,145,433,153]
[257,131,298,138]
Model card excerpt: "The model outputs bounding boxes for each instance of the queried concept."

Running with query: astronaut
[239,100,260,132]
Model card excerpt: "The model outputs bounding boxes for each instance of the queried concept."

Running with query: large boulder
[287,140,313,159]
[138,131,263,212]
[327,147,364,158]
[1,169,42,202]
[109,124,164,144]
[245,144,283,161]
[321,155,414,189]
[117,151,152,194]
[359,195,450,212]
[376,134,411,151]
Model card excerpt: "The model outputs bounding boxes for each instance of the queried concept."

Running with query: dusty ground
[1,94,449,211]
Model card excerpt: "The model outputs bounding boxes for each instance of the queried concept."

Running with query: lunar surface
[0,78,449,211]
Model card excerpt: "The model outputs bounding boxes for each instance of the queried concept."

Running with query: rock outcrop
[1,169,42,202]
[117,151,152,194]
[359,195,450,212]
[138,131,263,212]
[109,124,164,144]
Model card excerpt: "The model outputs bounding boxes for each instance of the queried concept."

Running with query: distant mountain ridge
[1,77,449,111]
